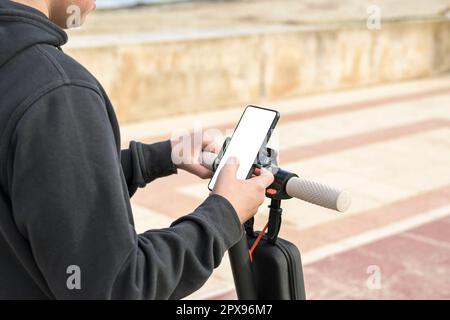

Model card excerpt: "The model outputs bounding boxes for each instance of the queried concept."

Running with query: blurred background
[67,0,450,299]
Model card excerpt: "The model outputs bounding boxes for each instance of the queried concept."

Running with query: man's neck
[12,0,50,18]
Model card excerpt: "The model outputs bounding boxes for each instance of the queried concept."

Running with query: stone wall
[66,19,450,123]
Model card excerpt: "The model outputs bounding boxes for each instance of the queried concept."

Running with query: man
[0,0,274,299]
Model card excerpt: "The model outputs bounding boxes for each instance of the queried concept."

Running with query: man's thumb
[221,156,240,177]
[254,168,275,187]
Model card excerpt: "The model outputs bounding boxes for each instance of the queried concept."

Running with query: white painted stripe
[302,205,450,265]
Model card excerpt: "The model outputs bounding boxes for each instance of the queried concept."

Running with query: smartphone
[208,106,280,191]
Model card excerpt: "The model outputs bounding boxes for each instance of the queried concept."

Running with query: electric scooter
[201,143,351,300]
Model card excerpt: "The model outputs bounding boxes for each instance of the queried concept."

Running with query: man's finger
[195,166,214,179]
[202,133,213,145]
[205,141,221,154]
[202,133,221,153]
[220,157,240,178]
[251,168,274,188]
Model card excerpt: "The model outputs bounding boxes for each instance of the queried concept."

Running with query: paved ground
[121,75,450,299]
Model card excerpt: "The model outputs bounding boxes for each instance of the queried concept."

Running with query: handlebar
[285,177,351,212]
[201,152,351,212]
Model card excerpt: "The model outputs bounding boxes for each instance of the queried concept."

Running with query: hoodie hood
[0,0,67,68]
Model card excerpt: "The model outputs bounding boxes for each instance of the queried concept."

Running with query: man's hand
[212,157,275,224]
[171,132,221,179]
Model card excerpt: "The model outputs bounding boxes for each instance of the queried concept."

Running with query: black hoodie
[0,1,242,299]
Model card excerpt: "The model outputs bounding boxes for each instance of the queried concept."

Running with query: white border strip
[302,205,450,265]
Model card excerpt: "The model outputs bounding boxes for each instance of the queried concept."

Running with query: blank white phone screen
[208,107,277,190]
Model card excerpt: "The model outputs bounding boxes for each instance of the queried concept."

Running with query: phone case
[208,105,280,190]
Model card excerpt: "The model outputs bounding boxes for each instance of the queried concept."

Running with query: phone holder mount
[213,137,298,243]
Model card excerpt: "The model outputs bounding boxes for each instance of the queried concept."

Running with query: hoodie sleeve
[121,140,178,197]
[9,84,243,300]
